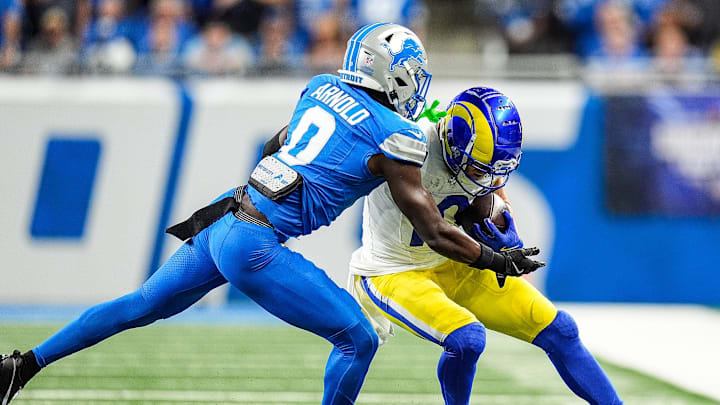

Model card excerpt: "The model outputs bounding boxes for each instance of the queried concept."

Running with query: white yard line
[560,304,720,402]
[17,389,697,404]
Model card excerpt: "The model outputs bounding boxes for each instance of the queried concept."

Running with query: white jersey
[349,118,482,276]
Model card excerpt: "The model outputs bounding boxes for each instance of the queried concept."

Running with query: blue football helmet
[439,87,523,196]
[338,23,431,120]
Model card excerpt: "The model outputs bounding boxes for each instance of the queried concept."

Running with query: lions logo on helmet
[338,23,431,120]
[384,38,425,72]
[439,87,523,196]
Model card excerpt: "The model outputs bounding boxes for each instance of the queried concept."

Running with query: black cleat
[0,351,27,405]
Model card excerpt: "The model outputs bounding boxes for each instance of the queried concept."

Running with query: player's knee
[111,289,169,329]
[548,310,579,340]
[329,321,379,361]
[533,310,579,353]
[443,322,486,361]
[358,330,379,361]
[351,321,379,361]
[75,290,156,332]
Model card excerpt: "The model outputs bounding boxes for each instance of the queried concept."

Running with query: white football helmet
[338,23,432,120]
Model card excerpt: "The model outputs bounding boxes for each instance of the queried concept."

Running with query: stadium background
[1,0,720,403]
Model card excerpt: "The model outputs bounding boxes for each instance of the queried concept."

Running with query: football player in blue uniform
[0,23,543,405]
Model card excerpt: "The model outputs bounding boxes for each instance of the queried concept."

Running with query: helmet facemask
[385,59,432,120]
[452,148,520,197]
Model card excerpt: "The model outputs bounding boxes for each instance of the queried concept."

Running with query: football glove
[501,247,545,277]
[469,210,523,252]
[494,248,544,288]
[470,245,545,288]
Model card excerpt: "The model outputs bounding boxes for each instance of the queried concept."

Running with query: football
[455,193,508,236]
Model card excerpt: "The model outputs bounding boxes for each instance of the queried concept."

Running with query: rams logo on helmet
[384,38,425,72]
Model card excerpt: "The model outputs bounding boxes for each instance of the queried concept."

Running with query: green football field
[1,323,717,405]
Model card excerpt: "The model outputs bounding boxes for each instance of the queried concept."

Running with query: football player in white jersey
[349,88,623,405]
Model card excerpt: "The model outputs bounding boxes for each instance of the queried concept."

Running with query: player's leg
[449,265,622,405]
[1,190,241,404]
[1,237,227,404]
[353,264,484,405]
[210,217,378,405]
[533,310,622,404]
[33,237,227,367]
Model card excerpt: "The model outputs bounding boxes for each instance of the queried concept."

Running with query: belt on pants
[166,186,272,241]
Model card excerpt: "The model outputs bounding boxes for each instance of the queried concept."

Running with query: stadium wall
[1,77,718,305]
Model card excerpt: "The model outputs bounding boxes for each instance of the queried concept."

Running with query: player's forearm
[422,222,482,263]
[423,222,507,272]
[392,184,481,263]
[261,125,288,158]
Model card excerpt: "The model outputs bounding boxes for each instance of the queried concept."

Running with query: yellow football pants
[354,260,557,345]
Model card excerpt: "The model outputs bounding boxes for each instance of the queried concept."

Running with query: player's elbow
[420,223,449,253]
[424,234,443,252]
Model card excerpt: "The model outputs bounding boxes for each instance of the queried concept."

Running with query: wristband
[470,243,506,273]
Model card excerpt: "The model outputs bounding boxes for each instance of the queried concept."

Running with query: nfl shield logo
[363,51,375,66]
[359,50,375,75]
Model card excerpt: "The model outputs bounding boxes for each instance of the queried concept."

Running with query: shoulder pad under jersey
[376,126,427,166]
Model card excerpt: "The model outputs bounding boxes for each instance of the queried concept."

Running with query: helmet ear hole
[394,77,407,87]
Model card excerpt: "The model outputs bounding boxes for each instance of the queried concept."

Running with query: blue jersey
[247,74,427,238]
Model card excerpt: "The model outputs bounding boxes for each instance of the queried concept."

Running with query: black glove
[501,247,545,276]
[470,245,545,287]
[493,247,545,287]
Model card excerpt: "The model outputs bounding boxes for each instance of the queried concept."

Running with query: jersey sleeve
[375,126,428,166]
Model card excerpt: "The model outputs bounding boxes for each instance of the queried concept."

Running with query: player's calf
[324,321,379,405]
[437,322,486,405]
[532,311,623,405]
[0,350,41,405]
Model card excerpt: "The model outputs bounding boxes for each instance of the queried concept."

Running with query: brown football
[455,193,508,236]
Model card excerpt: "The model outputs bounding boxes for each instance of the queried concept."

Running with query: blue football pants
[33,197,378,405]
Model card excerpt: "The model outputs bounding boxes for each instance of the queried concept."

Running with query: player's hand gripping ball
[457,193,543,287]
[456,193,523,252]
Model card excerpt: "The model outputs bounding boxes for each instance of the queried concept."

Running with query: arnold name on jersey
[310,84,371,125]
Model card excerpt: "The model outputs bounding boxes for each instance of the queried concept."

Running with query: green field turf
[1,323,717,405]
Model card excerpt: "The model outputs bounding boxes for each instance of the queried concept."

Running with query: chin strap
[416,99,447,123]
[383,75,403,116]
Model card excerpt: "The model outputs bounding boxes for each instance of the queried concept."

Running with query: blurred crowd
[0,0,425,75]
[478,0,720,77]
[0,0,719,77]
